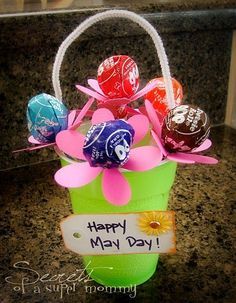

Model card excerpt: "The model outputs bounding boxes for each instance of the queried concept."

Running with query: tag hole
[73,232,81,239]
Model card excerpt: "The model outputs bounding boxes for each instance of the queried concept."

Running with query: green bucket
[51,7,179,288]
[60,155,177,287]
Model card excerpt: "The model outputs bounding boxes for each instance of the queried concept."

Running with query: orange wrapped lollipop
[145,77,183,121]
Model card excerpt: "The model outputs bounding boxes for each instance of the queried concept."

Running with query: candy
[27,93,69,143]
[161,105,210,152]
[83,120,135,168]
[97,55,139,99]
[145,77,183,118]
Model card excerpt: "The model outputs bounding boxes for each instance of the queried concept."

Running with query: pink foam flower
[54,108,163,206]
[76,79,158,117]
[145,100,218,165]
[14,98,95,153]
[26,110,77,149]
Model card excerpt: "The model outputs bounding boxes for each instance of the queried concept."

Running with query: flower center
[149,221,161,229]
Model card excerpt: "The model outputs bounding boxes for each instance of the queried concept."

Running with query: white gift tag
[61,211,176,255]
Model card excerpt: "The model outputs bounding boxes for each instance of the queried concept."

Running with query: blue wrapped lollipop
[83,119,135,168]
[27,93,69,143]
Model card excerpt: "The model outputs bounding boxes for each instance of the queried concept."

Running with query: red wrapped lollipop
[76,55,158,119]
[145,77,183,120]
[97,55,139,99]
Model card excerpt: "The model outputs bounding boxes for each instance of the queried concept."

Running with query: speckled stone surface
[0,8,235,170]
[0,125,235,303]
[133,0,236,12]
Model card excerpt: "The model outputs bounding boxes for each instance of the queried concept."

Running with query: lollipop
[145,100,217,165]
[145,77,183,119]
[97,55,139,99]
[27,93,69,143]
[161,104,210,152]
[76,56,158,119]
[55,108,162,205]
[83,119,135,169]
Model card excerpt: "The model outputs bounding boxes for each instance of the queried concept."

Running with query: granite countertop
[0,125,235,303]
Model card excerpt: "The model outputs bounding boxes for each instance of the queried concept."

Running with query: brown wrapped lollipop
[161,105,210,152]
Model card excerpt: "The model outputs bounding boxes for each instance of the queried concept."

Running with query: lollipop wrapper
[97,55,139,98]
[145,77,183,119]
[83,119,135,168]
[162,104,210,152]
[27,93,69,143]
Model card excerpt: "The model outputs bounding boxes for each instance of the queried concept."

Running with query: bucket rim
[55,146,169,170]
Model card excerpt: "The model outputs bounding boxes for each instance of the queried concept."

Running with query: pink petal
[102,169,131,205]
[54,162,103,188]
[12,142,55,153]
[127,114,149,145]
[101,97,130,107]
[191,139,212,153]
[129,80,158,102]
[70,97,94,130]
[167,154,195,164]
[68,110,77,127]
[76,109,94,118]
[28,136,41,144]
[145,100,162,137]
[123,146,163,171]
[92,108,114,125]
[56,130,86,160]
[76,84,107,102]
[151,130,168,157]
[88,79,106,96]
[173,152,218,164]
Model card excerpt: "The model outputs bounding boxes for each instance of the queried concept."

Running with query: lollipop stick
[69,97,95,130]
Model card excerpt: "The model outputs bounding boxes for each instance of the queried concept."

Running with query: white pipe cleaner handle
[52,9,175,109]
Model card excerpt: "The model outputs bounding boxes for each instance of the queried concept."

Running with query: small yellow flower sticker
[138,212,173,236]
